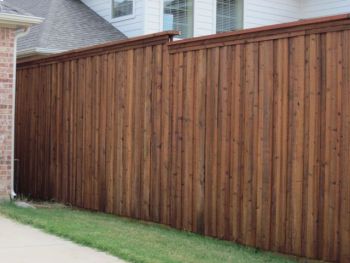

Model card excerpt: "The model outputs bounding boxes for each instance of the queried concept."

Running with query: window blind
[163,0,194,38]
[216,0,243,33]
[112,0,133,19]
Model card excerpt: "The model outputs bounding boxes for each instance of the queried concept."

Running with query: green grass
[0,202,295,263]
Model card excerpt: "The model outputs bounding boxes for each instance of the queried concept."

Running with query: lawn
[0,202,295,263]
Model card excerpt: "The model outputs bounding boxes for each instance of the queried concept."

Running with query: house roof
[3,0,126,57]
[0,2,43,28]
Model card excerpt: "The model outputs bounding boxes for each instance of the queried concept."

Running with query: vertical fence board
[160,42,171,225]
[106,53,116,213]
[192,49,206,234]
[271,38,289,252]
[304,34,322,258]
[242,43,259,247]
[340,30,350,263]
[183,51,194,231]
[205,47,219,237]
[150,45,162,222]
[286,36,305,255]
[114,52,125,215]
[230,44,244,243]
[256,40,274,250]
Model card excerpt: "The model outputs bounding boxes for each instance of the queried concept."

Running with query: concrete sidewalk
[0,216,125,263]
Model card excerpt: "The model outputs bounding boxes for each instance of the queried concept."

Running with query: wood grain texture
[15,21,350,262]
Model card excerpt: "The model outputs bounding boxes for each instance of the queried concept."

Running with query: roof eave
[0,13,43,28]
[17,47,65,58]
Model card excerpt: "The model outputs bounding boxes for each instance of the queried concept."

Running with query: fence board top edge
[168,13,350,52]
[17,31,179,68]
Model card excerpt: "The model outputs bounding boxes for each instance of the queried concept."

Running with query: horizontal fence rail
[15,15,350,262]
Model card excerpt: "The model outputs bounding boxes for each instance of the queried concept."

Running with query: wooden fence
[15,15,350,262]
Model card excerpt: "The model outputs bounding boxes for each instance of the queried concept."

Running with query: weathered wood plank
[114,51,125,215]
[322,32,342,262]
[286,36,305,255]
[340,30,350,263]
[150,45,162,222]
[192,49,206,234]
[182,51,194,232]
[141,46,152,220]
[204,47,219,237]
[98,55,107,211]
[106,53,116,213]
[123,50,134,217]
[256,40,274,250]
[230,45,244,243]
[271,38,289,252]
[242,43,259,247]
[305,34,321,259]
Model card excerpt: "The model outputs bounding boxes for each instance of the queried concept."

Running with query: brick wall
[0,27,15,199]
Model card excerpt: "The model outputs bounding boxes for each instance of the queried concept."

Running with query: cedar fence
[15,14,350,262]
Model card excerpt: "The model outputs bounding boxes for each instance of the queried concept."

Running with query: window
[216,0,243,33]
[112,0,134,19]
[163,0,194,38]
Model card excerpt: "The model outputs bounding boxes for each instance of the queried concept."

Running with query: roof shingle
[4,0,126,53]
[0,1,32,16]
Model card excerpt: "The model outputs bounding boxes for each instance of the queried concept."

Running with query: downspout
[10,26,31,200]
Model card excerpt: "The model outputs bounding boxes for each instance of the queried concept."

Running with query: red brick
[0,27,15,199]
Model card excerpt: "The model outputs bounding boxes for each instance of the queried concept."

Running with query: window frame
[111,0,136,22]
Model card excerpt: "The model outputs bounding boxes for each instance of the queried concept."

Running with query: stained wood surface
[15,17,350,262]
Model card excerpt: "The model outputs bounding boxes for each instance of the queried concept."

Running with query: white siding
[81,0,145,37]
[82,0,350,39]
[243,0,301,29]
[302,0,350,18]
[194,0,216,36]
[243,0,350,29]
[144,0,162,34]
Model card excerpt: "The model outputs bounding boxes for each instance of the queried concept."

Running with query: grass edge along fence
[15,14,350,262]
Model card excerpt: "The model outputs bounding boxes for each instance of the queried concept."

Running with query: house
[81,0,350,38]
[0,1,42,199]
[4,0,126,60]
[5,0,350,57]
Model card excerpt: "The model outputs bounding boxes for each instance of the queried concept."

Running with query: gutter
[0,13,43,27]
[10,26,31,199]
[2,14,44,200]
